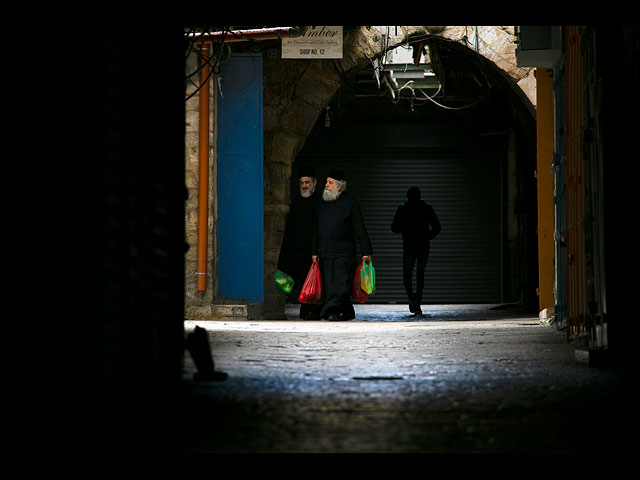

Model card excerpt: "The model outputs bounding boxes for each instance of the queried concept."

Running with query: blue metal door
[217,54,264,302]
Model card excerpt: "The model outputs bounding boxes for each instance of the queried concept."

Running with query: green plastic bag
[360,260,376,295]
[274,270,294,295]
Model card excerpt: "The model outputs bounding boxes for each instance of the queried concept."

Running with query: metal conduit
[196,44,210,291]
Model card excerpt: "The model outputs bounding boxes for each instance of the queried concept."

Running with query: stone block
[265,228,285,252]
[212,304,247,317]
[184,305,213,320]
[264,84,296,107]
[262,293,287,320]
[185,170,198,190]
[264,249,280,266]
[185,109,199,133]
[297,62,341,109]
[269,132,302,165]
[265,58,308,84]
[263,105,285,132]
[246,303,263,320]
[280,97,321,137]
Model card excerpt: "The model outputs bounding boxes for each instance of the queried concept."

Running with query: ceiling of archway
[319,35,534,142]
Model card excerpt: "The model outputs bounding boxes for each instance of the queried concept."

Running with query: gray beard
[300,185,315,198]
[322,188,341,202]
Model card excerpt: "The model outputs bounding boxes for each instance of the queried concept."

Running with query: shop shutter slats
[294,129,503,304]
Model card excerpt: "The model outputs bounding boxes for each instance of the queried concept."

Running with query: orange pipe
[196,44,210,291]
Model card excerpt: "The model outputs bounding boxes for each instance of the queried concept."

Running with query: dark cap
[327,169,346,181]
[298,166,316,178]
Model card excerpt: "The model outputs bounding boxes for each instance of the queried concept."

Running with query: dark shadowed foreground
[173,305,634,454]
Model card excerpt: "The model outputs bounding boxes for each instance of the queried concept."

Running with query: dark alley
[6,25,638,459]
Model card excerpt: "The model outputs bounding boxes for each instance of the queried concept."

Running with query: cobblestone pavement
[173,305,635,454]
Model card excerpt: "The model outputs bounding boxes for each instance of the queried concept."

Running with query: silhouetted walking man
[391,187,441,315]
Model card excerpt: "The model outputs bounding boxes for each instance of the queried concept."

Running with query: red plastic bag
[299,262,323,305]
[351,262,368,303]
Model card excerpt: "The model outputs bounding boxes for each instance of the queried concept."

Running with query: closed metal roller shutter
[294,124,504,304]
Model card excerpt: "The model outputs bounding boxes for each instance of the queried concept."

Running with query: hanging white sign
[282,26,343,59]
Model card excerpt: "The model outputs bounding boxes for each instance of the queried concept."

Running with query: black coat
[312,191,372,259]
[277,190,320,275]
[391,199,441,251]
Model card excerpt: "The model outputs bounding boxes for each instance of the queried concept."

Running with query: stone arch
[262,26,537,317]
[263,27,380,315]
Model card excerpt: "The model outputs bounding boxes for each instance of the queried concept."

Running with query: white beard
[300,185,315,198]
[323,187,341,202]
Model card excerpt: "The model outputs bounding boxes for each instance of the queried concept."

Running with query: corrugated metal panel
[536,68,556,312]
[581,27,608,350]
[295,133,503,304]
[564,27,587,340]
[553,59,567,330]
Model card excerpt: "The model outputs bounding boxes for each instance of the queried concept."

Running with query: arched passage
[291,36,537,308]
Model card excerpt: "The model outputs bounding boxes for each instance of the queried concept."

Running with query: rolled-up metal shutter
[294,124,504,304]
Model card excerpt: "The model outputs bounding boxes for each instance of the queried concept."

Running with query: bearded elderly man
[312,169,372,321]
[278,166,322,320]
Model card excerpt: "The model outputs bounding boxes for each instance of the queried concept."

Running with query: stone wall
[184,53,217,320]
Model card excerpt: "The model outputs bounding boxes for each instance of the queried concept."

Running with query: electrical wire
[417,87,479,110]
[389,77,479,110]
[184,27,232,102]
[185,40,230,82]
